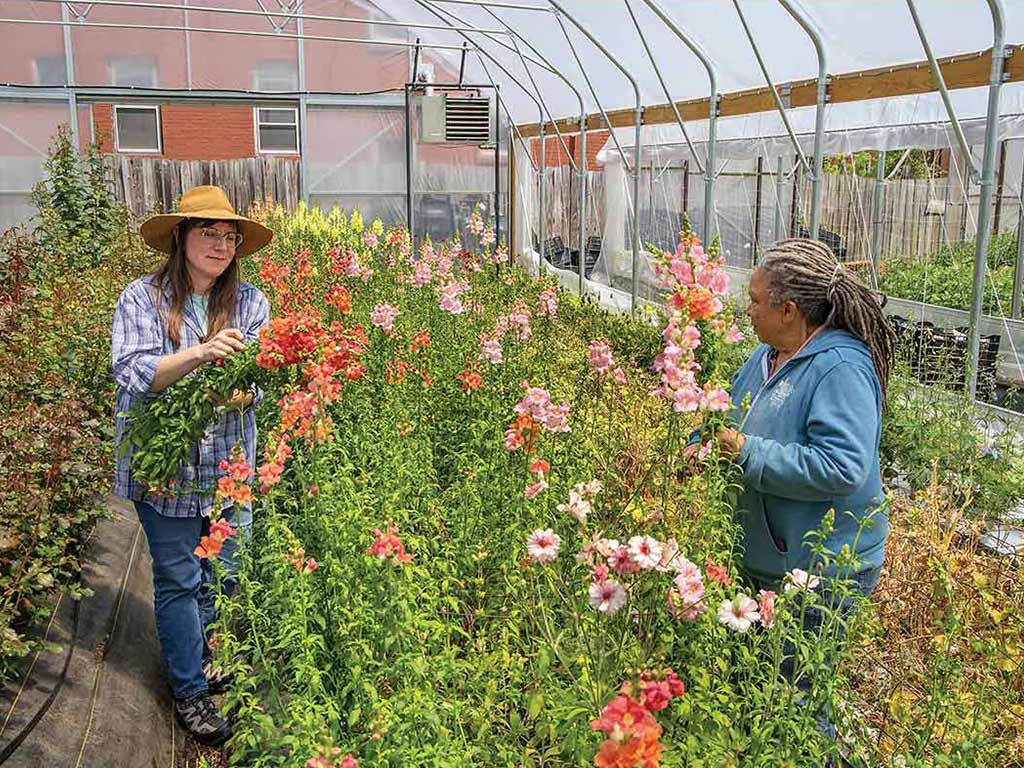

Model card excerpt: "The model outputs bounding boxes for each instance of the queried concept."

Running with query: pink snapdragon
[758,589,777,628]
[537,287,558,319]
[370,303,400,334]
[588,339,614,375]
[556,490,592,522]
[438,280,466,315]
[479,336,504,365]
[513,382,571,434]
[524,480,549,499]
[411,259,432,287]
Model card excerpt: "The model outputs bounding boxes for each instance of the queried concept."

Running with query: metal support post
[623,0,704,175]
[548,0,644,311]
[870,150,886,290]
[994,140,1007,233]
[539,121,546,277]
[405,85,415,242]
[60,1,79,151]
[296,0,309,205]
[183,0,192,89]
[905,0,980,180]
[967,0,1008,399]
[778,0,829,239]
[641,0,718,244]
[754,156,763,263]
[1013,151,1024,319]
[773,155,785,243]
[494,88,502,247]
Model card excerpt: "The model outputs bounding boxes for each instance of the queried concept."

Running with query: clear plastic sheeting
[0,99,70,231]
[409,92,499,245]
[372,1,1024,124]
[306,103,407,225]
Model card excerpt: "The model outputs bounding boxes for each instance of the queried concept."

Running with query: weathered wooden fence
[104,156,301,218]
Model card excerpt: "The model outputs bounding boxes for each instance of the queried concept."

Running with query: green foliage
[824,149,938,180]
[878,231,1021,314]
[0,130,150,681]
[29,125,128,278]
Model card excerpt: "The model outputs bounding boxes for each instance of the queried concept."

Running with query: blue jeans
[134,501,248,699]
[750,567,880,750]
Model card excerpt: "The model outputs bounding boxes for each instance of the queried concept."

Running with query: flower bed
[120,205,898,767]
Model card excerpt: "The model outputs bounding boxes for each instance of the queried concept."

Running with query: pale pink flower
[758,589,777,628]
[702,386,731,412]
[668,575,706,622]
[524,479,548,500]
[556,490,591,522]
[575,479,603,500]
[439,281,466,315]
[363,231,379,249]
[725,324,745,344]
[493,244,508,265]
[612,367,627,386]
[655,538,683,572]
[588,578,627,615]
[588,339,614,375]
[537,288,558,319]
[627,535,664,570]
[717,594,761,632]
[481,228,496,246]
[595,538,620,558]
[608,545,639,575]
[540,403,571,433]
[480,337,503,365]
[784,569,821,593]
[412,260,432,287]
[672,385,703,413]
[370,303,400,334]
[592,562,610,583]
[526,528,560,562]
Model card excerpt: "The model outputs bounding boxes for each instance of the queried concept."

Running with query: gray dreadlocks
[758,238,897,394]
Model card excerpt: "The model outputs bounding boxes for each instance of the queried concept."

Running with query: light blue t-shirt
[190,292,208,336]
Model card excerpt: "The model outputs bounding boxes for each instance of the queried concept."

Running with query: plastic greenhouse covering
[3,0,1024,389]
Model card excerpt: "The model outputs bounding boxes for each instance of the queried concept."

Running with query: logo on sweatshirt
[769,378,793,409]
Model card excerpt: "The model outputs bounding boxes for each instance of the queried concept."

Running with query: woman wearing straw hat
[112,186,273,746]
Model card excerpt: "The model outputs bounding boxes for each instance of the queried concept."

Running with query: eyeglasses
[199,228,244,248]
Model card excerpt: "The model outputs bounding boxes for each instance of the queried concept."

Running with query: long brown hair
[152,218,240,347]
[759,238,896,395]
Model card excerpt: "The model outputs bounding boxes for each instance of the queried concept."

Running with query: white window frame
[254,106,299,155]
[113,104,162,154]
[108,56,158,88]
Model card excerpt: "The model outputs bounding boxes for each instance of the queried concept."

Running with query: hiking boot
[174,691,231,747]
[203,659,234,696]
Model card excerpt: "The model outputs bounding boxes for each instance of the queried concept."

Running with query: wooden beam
[517,45,1024,138]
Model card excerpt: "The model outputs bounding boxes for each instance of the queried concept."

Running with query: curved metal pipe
[547,0,644,312]
[778,0,828,239]
[481,6,591,295]
[639,0,718,245]
[967,0,1007,398]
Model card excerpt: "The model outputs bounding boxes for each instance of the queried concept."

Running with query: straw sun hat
[139,185,273,258]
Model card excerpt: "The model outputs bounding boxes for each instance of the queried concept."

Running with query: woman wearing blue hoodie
[708,238,895,594]
[698,238,895,753]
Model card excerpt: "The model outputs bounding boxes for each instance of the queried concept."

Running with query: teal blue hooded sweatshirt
[727,328,888,581]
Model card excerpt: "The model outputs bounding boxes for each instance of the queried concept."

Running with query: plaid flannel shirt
[112,275,270,518]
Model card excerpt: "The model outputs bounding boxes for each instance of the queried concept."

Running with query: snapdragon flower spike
[588,339,614,375]
[537,287,558,319]
[591,694,664,768]
[367,525,414,564]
